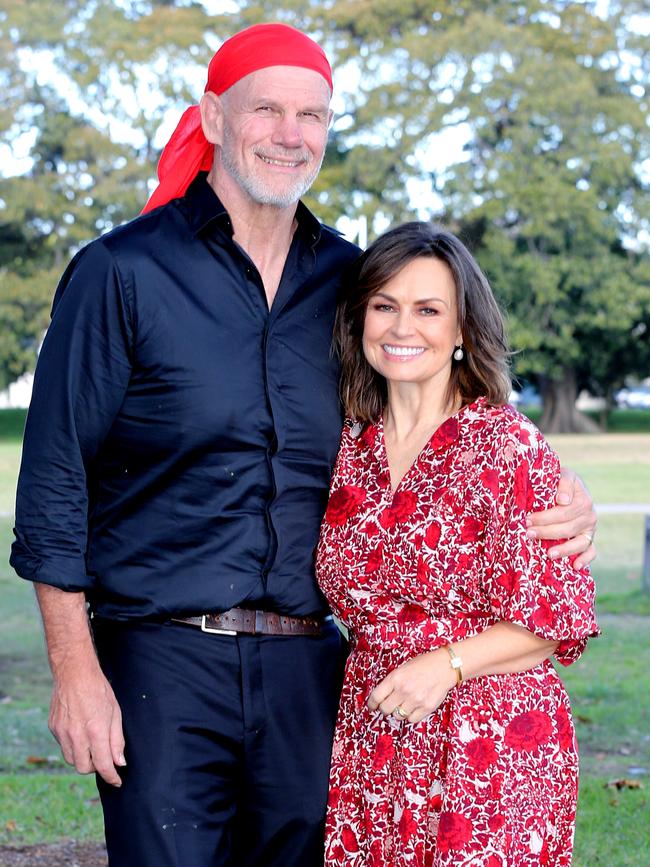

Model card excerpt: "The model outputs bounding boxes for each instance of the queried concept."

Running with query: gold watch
[444,644,464,686]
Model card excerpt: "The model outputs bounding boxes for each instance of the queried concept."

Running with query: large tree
[0,0,213,388]
[1,0,648,430]
[305,0,650,431]
[435,2,650,431]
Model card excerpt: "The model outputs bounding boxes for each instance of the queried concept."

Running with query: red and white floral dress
[316,398,599,866]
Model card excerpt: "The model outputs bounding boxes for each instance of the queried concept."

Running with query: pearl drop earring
[453,346,464,361]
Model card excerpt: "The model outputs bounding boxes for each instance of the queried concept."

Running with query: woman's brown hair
[335,222,512,423]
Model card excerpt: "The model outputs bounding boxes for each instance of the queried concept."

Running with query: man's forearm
[34,583,98,676]
[34,582,125,785]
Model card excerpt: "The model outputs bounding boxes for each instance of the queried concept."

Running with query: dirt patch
[0,840,107,867]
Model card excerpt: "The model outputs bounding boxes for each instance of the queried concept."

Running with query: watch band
[445,643,464,685]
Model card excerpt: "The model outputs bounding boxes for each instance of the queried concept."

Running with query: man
[11,22,596,867]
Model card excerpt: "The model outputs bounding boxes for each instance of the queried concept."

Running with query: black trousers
[92,618,347,867]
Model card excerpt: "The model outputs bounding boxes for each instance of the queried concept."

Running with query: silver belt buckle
[201,614,237,636]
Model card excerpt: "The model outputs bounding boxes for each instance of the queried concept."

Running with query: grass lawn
[0,442,21,515]
[0,775,102,846]
[1,419,649,859]
[546,433,650,505]
[574,777,649,866]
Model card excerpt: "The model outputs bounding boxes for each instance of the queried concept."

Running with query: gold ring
[393,706,407,720]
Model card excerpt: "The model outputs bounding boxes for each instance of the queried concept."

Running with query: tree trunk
[537,369,601,434]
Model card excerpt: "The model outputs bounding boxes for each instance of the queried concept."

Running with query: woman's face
[362,256,462,391]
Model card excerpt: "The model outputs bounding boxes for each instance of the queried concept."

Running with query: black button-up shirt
[11,174,360,619]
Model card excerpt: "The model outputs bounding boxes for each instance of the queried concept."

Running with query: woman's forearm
[450,622,559,682]
[368,621,559,724]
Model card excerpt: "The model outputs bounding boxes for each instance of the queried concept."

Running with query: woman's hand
[368,649,457,724]
[368,624,561,725]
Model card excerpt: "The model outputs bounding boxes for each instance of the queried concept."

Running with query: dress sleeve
[10,240,134,592]
[482,421,599,665]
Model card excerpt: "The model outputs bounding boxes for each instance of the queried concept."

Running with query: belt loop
[254,610,264,634]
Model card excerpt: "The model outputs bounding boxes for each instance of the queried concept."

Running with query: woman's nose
[390,310,414,338]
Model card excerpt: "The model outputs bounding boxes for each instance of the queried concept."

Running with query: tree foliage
[310,0,650,430]
[0,0,648,429]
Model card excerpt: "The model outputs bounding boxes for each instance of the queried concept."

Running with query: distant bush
[0,409,27,440]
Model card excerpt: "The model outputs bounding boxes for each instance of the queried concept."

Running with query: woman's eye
[373,304,393,312]
[420,307,439,316]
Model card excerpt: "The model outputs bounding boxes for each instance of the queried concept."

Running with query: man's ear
[200,92,224,146]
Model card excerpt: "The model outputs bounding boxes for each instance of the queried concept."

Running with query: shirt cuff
[10,539,95,592]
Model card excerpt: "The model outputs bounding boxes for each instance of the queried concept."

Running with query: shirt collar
[179,173,232,237]
[180,172,323,248]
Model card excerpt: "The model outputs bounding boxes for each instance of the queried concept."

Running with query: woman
[316,223,598,866]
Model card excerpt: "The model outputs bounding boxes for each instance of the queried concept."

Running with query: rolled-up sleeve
[10,240,133,591]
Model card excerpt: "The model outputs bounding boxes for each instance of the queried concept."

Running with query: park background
[1,0,649,864]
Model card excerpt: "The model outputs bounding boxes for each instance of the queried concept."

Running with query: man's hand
[527,466,597,569]
[49,658,125,787]
[35,583,126,787]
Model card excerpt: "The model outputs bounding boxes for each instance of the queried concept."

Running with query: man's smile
[256,154,306,168]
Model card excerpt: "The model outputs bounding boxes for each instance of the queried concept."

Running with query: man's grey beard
[219,123,325,208]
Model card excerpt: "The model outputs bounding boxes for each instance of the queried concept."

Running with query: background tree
[304,0,650,431]
[0,0,213,387]
[435,2,650,431]
[1,0,648,430]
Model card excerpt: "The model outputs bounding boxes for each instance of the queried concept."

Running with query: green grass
[547,433,650,504]
[0,442,21,514]
[560,615,650,779]
[1,518,56,774]
[597,590,650,615]
[574,777,649,866]
[0,774,103,845]
[1,422,650,856]
[587,513,647,597]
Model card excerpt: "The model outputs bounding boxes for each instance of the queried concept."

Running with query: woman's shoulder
[342,417,381,451]
[465,399,549,456]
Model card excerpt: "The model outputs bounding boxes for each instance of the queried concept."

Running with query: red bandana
[141,23,332,214]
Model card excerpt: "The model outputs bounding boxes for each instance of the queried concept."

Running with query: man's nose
[272,115,304,148]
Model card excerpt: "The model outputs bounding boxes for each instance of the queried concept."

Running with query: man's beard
[219,124,324,208]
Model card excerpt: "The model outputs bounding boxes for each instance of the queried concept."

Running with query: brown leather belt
[170,607,333,637]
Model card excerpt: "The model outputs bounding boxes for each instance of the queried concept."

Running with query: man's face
[217,65,332,208]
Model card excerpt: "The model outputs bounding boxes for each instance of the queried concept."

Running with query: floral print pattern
[316,399,599,866]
